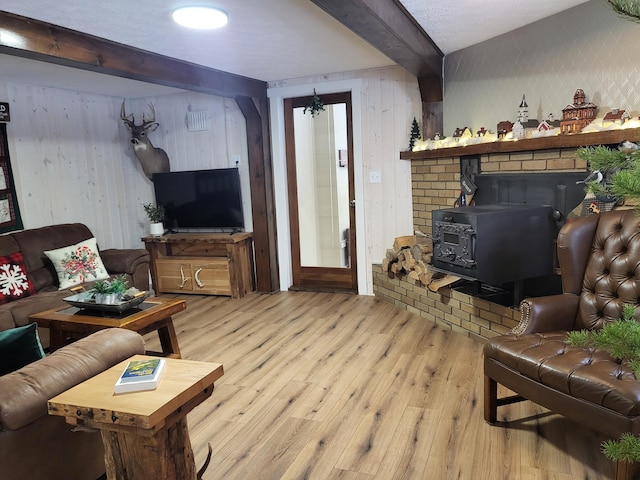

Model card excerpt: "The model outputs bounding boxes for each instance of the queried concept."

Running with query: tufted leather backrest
[561,209,640,330]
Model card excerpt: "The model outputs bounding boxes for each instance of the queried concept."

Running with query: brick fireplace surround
[373,128,640,340]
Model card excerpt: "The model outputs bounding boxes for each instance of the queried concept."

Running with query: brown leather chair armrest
[0,329,145,431]
[513,293,580,335]
[100,248,150,275]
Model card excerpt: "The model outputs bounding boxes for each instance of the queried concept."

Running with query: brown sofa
[0,328,146,480]
[484,209,640,480]
[0,223,150,347]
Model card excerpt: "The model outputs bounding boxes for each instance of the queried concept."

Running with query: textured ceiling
[400,0,590,56]
[0,0,591,96]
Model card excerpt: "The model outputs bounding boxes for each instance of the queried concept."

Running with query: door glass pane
[293,103,350,268]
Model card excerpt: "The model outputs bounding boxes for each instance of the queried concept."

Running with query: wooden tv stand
[142,232,255,298]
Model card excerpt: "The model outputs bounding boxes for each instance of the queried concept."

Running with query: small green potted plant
[143,203,165,237]
[91,275,129,304]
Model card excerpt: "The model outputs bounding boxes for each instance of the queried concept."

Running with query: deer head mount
[120,101,170,180]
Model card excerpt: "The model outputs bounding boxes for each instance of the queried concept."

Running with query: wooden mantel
[400,127,640,160]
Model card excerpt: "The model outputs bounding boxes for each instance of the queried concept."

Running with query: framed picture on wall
[0,123,23,233]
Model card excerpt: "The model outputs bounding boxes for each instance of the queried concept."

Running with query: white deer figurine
[120,101,170,180]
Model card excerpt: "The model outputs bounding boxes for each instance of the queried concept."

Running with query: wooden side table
[48,355,224,480]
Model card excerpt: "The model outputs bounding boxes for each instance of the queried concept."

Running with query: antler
[142,103,157,127]
[121,101,158,128]
[120,100,135,127]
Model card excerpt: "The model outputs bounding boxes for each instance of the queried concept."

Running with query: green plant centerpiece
[143,203,165,223]
[91,275,129,304]
[566,304,640,462]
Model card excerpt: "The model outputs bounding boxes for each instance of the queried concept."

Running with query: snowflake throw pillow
[44,237,109,290]
[0,251,37,305]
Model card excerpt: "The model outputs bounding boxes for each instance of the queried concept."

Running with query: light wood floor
[143,291,614,480]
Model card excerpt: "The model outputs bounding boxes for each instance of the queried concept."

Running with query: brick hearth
[372,264,520,341]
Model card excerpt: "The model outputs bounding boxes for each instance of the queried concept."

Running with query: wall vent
[187,110,209,131]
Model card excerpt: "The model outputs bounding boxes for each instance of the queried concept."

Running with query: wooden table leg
[102,417,196,480]
[156,318,181,358]
[48,328,67,352]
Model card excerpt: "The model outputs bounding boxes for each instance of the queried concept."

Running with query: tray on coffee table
[63,291,150,313]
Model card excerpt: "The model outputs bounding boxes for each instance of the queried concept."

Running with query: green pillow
[0,323,45,376]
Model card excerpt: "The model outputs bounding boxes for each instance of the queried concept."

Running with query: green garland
[608,0,640,23]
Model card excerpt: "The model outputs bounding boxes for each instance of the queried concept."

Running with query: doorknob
[350,200,356,208]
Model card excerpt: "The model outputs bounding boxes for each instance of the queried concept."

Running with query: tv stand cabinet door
[191,260,232,295]
[155,258,232,296]
[155,259,195,293]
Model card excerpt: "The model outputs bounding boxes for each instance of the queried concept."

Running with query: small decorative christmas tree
[408,117,420,151]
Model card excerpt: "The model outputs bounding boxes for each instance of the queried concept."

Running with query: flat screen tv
[153,168,244,231]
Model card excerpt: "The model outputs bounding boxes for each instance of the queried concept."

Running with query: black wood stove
[432,204,554,285]
[431,171,587,304]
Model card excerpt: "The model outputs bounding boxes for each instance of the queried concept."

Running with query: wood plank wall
[1,81,251,252]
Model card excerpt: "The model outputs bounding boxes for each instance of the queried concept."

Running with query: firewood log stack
[381,234,459,291]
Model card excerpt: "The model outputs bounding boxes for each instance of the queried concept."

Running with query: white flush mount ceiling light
[172,6,228,29]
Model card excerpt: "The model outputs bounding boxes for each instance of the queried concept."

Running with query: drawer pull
[194,268,204,288]
[179,266,190,288]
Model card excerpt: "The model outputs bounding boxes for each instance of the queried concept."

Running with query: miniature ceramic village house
[511,95,539,139]
[537,113,560,132]
[452,127,472,139]
[560,88,597,134]
[602,108,630,126]
[496,120,513,139]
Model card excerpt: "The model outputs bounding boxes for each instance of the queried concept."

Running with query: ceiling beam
[0,11,267,99]
[310,0,444,137]
[309,0,442,81]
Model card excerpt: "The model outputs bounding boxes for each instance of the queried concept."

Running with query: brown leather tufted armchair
[484,209,640,480]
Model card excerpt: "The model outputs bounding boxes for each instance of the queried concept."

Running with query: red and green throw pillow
[44,237,109,289]
[0,251,36,305]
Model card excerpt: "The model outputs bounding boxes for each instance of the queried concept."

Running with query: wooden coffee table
[30,297,186,358]
[48,354,224,480]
